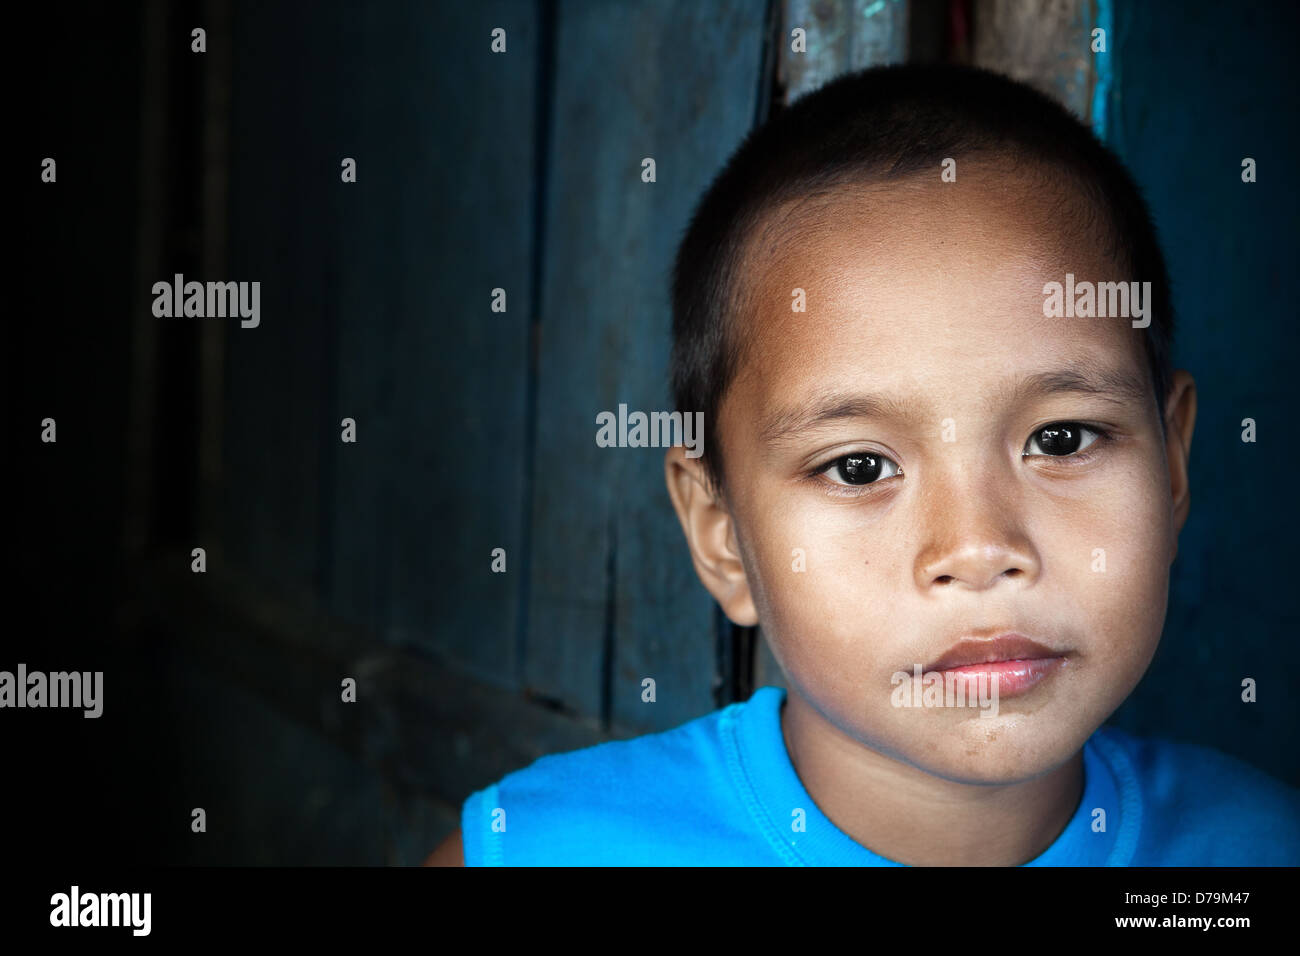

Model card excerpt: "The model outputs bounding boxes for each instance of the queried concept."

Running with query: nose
[912,465,1041,592]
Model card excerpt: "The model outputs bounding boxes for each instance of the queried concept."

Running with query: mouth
[922,634,1070,697]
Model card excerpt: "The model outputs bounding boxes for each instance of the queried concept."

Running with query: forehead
[726,166,1149,425]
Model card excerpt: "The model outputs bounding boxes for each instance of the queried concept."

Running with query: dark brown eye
[1025,423,1100,457]
[822,452,901,486]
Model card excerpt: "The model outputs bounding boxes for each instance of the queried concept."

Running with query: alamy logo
[1042,273,1151,328]
[595,403,704,458]
[0,664,103,717]
[50,886,151,936]
[152,273,260,328]
[891,664,1000,718]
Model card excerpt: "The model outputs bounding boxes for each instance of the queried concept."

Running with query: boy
[427,64,1300,866]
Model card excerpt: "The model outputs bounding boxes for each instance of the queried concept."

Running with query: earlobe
[1164,370,1197,558]
[663,446,759,626]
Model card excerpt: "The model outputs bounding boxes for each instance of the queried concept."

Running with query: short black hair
[670,63,1175,494]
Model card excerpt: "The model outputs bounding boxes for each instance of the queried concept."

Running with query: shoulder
[422,826,463,866]
[1092,724,1300,865]
[459,698,751,865]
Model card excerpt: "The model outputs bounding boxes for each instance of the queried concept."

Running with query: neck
[780,689,1084,866]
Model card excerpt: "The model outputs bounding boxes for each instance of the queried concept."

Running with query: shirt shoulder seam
[720,696,806,866]
[1089,728,1143,865]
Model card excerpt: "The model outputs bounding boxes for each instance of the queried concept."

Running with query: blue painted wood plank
[526,0,770,731]
[325,1,538,683]
[221,1,537,684]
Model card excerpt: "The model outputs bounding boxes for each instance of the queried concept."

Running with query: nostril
[935,575,954,585]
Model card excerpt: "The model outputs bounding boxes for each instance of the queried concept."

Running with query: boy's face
[666,164,1196,784]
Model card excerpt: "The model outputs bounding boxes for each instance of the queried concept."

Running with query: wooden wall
[133,0,779,863]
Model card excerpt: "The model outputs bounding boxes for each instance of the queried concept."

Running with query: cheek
[736,492,905,676]
[1037,451,1172,672]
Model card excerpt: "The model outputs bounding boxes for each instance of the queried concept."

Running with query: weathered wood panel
[525,0,771,731]
[222,2,339,603]
[780,0,909,103]
[972,0,1100,125]
[141,555,613,820]
[221,2,537,685]
[324,1,538,684]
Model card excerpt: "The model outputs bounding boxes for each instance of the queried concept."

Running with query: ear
[1163,369,1197,562]
[663,446,759,626]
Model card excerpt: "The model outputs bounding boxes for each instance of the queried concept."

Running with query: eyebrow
[758,361,1152,446]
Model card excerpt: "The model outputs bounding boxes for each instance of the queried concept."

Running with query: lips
[924,634,1063,673]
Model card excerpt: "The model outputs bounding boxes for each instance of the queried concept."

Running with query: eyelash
[805,421,1115,498]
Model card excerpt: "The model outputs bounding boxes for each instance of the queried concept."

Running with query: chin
[917,727,1079,785]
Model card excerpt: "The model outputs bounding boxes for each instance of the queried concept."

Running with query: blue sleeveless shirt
[461,685,1300,865]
